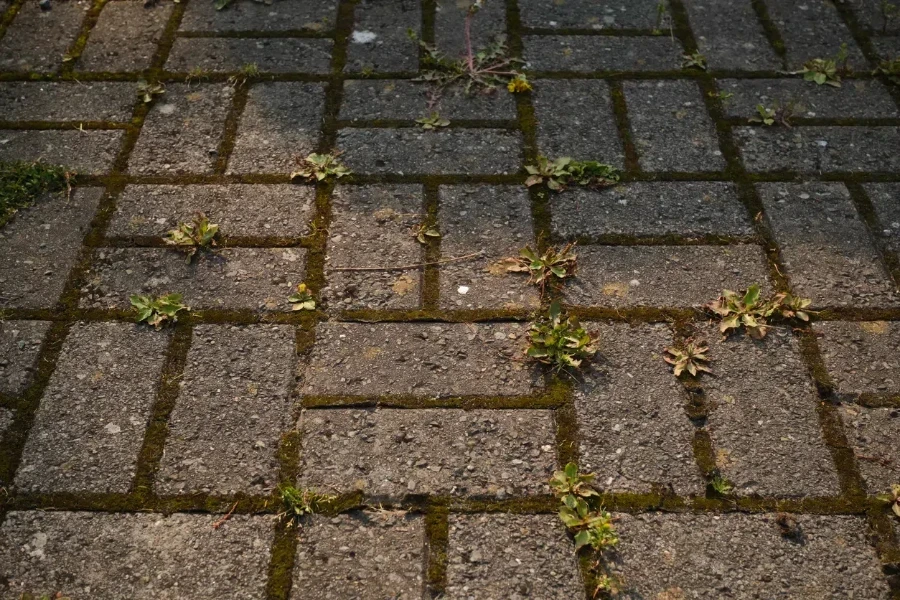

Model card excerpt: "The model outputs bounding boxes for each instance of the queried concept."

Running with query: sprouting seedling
[137,80,165,103]
[796,44,848,87]
[681,52,707,70]
[549,461,600,499]
[653,0,668,34]
[550,463,618,552]
[185,67,208,85]
[749,100,795,127]
[415,113,450,130]
[876,484,900,519]
[412,222,440,244]
[277,484,336,527]
[165,212,219,261]
[228,62,259,87]
[710,473,733,496]
[708,90,733,103]
[664,338,711,377]
[527,301,598,372]
[706,285,814,339]
[130,293,189,329]
[507,74,533,93]
[874,57,900,85]
[507,243,577,298]
[290,152,352,182]
[288,283,316,311]
[525,156,621,192]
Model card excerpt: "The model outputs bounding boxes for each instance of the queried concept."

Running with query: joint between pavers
[750,0,788,69]
[0,120,132,130]
[59,0,109,77]
[844,180,900,289]
[336,118,521,129]
[213,82,251,175]
[300,394,562,410]
[0,0,24,45]
[422,182,441,311]
[175,29,336,40]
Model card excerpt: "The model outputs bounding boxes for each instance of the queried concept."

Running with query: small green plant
[137,80,165,103]
[525,156,621,191]
[593,574,623,598]
[508,243,577,297]
[412,222,440,244]
[664,338,711,377]
[278,484,336,526]
[506,74,533,93]
[710,473,733,495]
[549,461,600,499]
[527,301,598,372]
[797,44,849,87]
[875,57,900,85]
[130,293,189,329]
[290,152,352,182]
[228,63,259,87]
[550,463,618,551]
[876,484,900,518]
[164,212,219,261]
[288,283,316,311]
[184,66,208,85]
[707,285,812,339]
[0,161,71,228]
[682,51,707,70]
[708,90,733,103]
[749,99,795,127]
[652,0,669,35]
[415,113,450,130]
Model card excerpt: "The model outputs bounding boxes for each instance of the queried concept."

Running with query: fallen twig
[212,501,239,529]
[330,251,484,272]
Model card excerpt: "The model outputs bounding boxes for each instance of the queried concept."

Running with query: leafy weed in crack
[709,472,734,496]
[681,51,707,71]
[130,293,189,329]
[0,161,73,228]
[288,282,316,311]
[706,284,813,339]
[527,301,598,373]
[164,212,219,262]
[749,100,795,127]
[416,113,450,130]
[874,57,900,86]
[278,484,337,527]
[290,152,352,182]
[524,156,621,192]
[228,63,259,88]
[185,67,208,85]
[876,483,900,519]
[507,74,533,94]
[708,90,733,104]
[664,338,711,377]
[794,43,849,87]
[137,80,165,103]
[652,0,672,36]
[506,243,577,299]
[412,222,440,245]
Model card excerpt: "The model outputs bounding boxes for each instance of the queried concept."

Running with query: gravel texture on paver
[0,320,50,396]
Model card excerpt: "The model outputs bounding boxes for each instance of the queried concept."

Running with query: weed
[130,293,189,329]
[664,338,711,377]
[184,67,208,85]
[710,473,733,495]
[278,484,336,526]
[164,212,219,262]
[507,243,577,298]
[228,63,259,87]
[412,223,440,244]
[876,483,900,518]
[593,574,623,598]
[681,51,707,70]
[290,152,352,182]
[796,44,848,87]
[708,90,733,103]
[0,161,72,228]
[706,284,812,339]
[415,113,450,130]
[549,461,600,499]
[288,283,316,311]
[749,100,795,127]
[527,301,598,372]
[652,0,670,35]
[525,156,621,191]
[550,463,619,552]
[137,80,165,103]
[874,57,900,85]
[506,74,533,93]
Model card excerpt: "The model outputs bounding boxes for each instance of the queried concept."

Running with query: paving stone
[518,0,661,29]
[0,187,102,310]
[337,129,522,175]
[80,247,307,312]
[107,184,315,239]
[340,79,517,121]
[0,81,136,122]
[851,0,900,34]
[0,0,88,73]
[179,0,337,32]
[703,326,841,497]
[446,514,582,599]
[758,182,898,308]
[551,181,753,240]
[575,322,705,495]
[301,322,539,396]
[531,79,623,165]
[865,182,900,255]
[735,126,900,173]
[0,511,273,599]
[166,37,333,74]
[157,324,295,495]
[345,0,420,73]
[322,184,424,311]
[524,35,683,72]
[624,79,725,172]
[292,512,425,599]
[438,185,539,311]
[435,0,505,58]
[563,244,771,308]
[839,403,900,494]
[719,78,898,119]
[129,83,234,175]
[610,513,892,599]
[814,320,900,396]
[766,0,867,70]
[77,0,173,73]
[227,82,325,174]
[872,36,900,60]
[0,321,50,396]
[0,130,123,175]
[683,0,781,71]
[299,408,555,498]
[14,321,168,493]
[0,406,11,439]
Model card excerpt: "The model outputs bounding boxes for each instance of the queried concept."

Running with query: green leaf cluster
[664,339,711,377]
[290,152,352,182]
[550,463,618,552]
[681,52,707,70]
[165,212,219,261]
[413,223,440,244]
[0,161,70,228]
[875,57,900,85]
[414,33,525,95]
[798,44,848,87]
[288,283,316,311]
[137,80,165,103]
[706,284,812,339]
[130,293,189,329]
[509,243,577,296]
[416,113,450,130]
[876,484,900,519]
[278,484,336,526]
[710,473,733,495]
[525,156,621,191]
[527,302,598,372]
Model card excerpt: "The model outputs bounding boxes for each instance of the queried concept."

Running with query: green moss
[0,161,72,228]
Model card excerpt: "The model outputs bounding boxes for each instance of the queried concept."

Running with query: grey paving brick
[345,0,420,73]
[166,37,333,74]
[576,322,705,495]
[0,407,11,439]
[703,326,841,497]
[0,187,102,310]
[625,79,725,172]
[299,408,556,498]
[531,79,623,165]
[77,0,173,73]
[0,130,123,175]
[15,321,168,493]
[446,514,582,600]
[683,0,781,71]
[179,0,337,32]
[323,184,424,311]
[766,0,867,70]
[551,181,753,240]
[106,184,315,239]
[0,321,50,396]
[563,244,771,308]
[0,81,136,122]
[337,129,522,175]
[438,185,539,311]
[758,182,898,308]
[292,512,425,600]
[227,82,326,174]
[519,0,661,29]
[0,511,273,600]
[435,0,505,59]
[157,324,295,495]
[301,322,539,397]
[340,79,517,121]
[851,0,900,34]
[839,403,899,494]
[524,35,683,72]
[735,126,900,173]
[611,513,892,599]
[80,247,307,312]
[719,78,899,119]
[865,182,900,255]
[873,36,900,60]
[814,320,900,395]
[129,83,235,175]
[0,0,87,73]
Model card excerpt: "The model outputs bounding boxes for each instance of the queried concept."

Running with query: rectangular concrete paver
[15,321,168,493]
[0,320,50,396]
[765,0,867,70]
[0,81,136,122]
[0,0,87,73]
[179,0,336,32]
[78,0,173,73]
[345,0,420,73]
[865,183,900,255]
[524,35,682,72]
[718,79,899,119]
[683,0,781,71]
[518,0,660,29]
[815,320,900,396]
[435,0,505,58]
[0,130,123,175]
[838,403,899,495]
[340,79,517,121]
[165,37,334,74]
